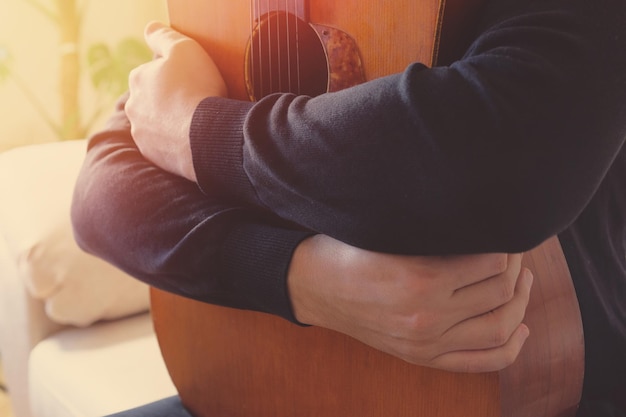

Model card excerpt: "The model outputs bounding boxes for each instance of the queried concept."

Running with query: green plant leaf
[87,43,115,90]
[116,37,152,70]
[86,37,151,97]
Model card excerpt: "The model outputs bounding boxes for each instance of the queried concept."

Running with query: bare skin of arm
[126,22,218,182]
[287,234,533,373]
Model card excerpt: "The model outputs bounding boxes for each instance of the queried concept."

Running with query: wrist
[176,100,199,182]
[287,234,341,327]
[190,97,257,198]
[287,234,371,331]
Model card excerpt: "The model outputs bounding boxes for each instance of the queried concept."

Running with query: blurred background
[0,2,168,416]
[0,0,168,152]
[1,361,9,417]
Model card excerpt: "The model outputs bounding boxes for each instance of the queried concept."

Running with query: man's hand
[288,235,533,373]
[126,21,227,181]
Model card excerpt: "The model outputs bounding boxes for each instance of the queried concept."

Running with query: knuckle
[405,311,439,335]
[486,253,508,276]
[125,94,134,110]
[129,124,139,142]
[495,254,509,274]
[128,67,140,88]
[497,276,516,303]
[491,323,511,347]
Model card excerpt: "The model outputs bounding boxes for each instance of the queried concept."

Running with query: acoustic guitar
[151,1,585,416]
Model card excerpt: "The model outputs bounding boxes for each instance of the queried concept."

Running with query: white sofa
[0,140,177,417]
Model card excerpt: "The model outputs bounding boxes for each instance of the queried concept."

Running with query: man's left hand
[126,21,228,181]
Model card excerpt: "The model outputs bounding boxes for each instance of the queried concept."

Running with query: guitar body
[152,1,585,416]
[164,0,482,101]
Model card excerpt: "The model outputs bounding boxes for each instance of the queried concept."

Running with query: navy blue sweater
[72,0,626,413]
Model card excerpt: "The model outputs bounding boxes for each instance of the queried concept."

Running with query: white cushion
[0,231,67,417]
[0,140,150,326]
[29,313,177,417]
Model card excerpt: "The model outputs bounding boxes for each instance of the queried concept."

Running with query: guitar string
[285,0,292,94]
[276,0,283,93]
[249,0,255,98]
[295,0,302,95]
[255,0,267,98]
[293,0,303,95]
[267,0,274,96]
[248,0,262,98]
[251,0,306,98]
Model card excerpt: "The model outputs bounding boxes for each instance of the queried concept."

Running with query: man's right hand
[287,234,533,373]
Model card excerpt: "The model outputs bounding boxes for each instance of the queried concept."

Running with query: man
[72,0,626,414]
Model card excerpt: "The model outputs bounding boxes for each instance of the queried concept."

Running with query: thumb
[144,21,189,58]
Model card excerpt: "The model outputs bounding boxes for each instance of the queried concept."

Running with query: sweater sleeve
[71,96,314,321]
[190,0,626,255]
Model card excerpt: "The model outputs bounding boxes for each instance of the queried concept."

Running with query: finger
[442,267,533,352]
[430,323,531,373]
[451,253,524,319]
[440,252,510,290]
[144,20,188,58]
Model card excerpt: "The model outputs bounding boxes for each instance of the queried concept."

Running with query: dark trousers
[105,397,194,417]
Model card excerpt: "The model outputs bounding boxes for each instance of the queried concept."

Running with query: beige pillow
[0,140,149,327]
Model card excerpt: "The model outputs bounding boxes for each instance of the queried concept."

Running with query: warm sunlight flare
[0,0,167,152]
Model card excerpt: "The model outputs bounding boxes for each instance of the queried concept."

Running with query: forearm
[190,0,626,255]
[286,233,535,373]
[71,97,313,320]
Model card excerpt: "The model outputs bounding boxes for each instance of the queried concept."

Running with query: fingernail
[524,268,534,286]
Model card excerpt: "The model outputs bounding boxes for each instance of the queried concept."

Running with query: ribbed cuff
[220,222,315,324]
[190,97,258,202]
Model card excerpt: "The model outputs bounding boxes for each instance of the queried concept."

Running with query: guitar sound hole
[246,12,329,100]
